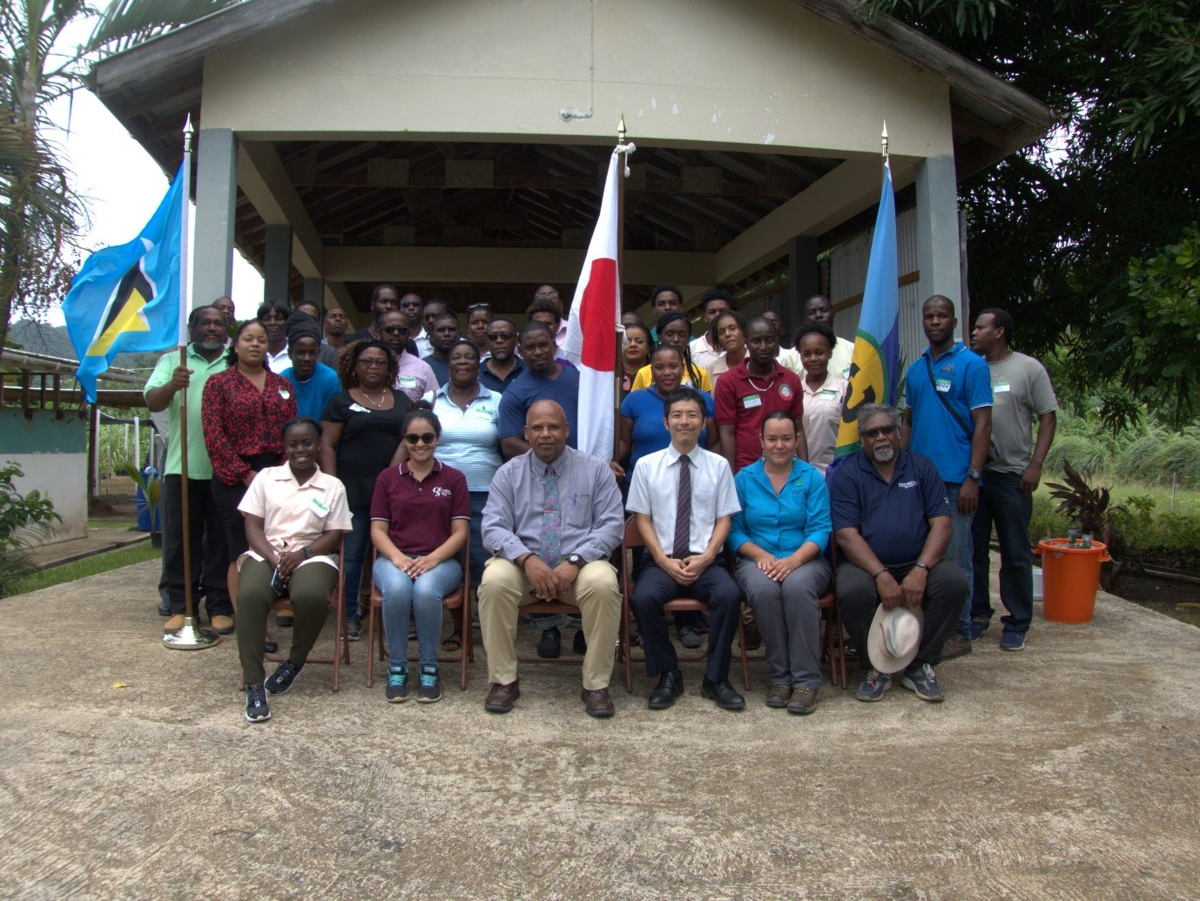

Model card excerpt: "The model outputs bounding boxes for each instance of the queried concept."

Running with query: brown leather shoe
[581,687,615,718]
[163,614,184,632]
[211,614,235,634]
[787,685,819,715]
[765,683,792,708]
[940,633,972,661]
[484,680,520,714]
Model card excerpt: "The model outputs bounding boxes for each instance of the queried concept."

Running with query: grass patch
[10,543,160,595]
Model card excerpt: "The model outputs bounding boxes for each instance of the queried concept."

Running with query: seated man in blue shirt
[830,403,968,703]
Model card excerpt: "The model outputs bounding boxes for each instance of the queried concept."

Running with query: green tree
[862,0,1200,416]
[0,0,241,349]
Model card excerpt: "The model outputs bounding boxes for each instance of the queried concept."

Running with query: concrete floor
[0,559,1197,899]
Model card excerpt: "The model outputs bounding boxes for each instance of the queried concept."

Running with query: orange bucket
[1037,538,1112,624]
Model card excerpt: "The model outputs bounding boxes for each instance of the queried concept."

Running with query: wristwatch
[968,469,982,481]
[565,553,586,568]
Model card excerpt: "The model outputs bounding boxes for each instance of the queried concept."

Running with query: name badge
[935,379,952,393]
[397,376,418,388]
[348,402,370,413]
[818,389,839,398]
[994,381,1011,393]
[309,496,329,516]
[742,394,762,409]
[278,388,291,400]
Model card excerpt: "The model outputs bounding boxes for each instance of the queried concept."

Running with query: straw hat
[867,605,924,674]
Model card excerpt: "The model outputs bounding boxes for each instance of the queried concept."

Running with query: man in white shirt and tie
[627,387,745,711]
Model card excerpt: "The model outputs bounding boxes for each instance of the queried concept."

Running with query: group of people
[145,282,1056,724]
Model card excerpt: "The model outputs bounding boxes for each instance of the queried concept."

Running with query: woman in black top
[319,340,411,639]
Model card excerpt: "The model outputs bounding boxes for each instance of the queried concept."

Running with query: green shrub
[0,462,61,597]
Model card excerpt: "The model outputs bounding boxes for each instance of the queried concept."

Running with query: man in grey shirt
[969,308,1058,651]
[479,400,625,717]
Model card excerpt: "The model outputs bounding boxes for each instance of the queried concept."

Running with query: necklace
[357,386,389,409]
[747,369,778,392]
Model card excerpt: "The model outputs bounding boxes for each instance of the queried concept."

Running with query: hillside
[6,320,165,375]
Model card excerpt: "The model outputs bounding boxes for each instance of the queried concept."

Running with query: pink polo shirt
[237,465,353,569]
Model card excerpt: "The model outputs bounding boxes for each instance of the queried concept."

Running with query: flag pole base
[162,616,221,650]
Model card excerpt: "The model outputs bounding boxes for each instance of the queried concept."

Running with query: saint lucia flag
[834,159,901,457]
[64,163,185,403]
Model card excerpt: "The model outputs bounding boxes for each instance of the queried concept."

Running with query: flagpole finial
[881,121,889,162]
[183,114,194,154]
[618,115,626,146]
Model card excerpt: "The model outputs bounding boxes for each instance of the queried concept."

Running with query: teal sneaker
[417,665,442,704]
[386,666,409,703]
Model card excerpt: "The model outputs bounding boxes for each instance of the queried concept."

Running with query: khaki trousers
[478,557,620,690]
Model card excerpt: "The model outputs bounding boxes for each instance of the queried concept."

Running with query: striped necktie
[673,455,692,558]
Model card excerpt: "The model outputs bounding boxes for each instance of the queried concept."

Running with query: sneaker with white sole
[265,660,302,695]
[900,663,944,702]
[1000,631,1027,652]
[855,669,892,702]
[245,684,271,722]
[417,665,442,703]
[386,666,409,703]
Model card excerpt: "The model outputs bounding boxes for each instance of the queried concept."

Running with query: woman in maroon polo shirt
[369,410,470,704]
[202,319,298,631]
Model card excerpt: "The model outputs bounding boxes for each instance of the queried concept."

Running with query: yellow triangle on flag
[87,266,154,356]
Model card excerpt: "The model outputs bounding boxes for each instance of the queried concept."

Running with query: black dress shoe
[156,597,171,617]
[647,670,684,710]
[537,626,562,658]
[701,679,746,711]
[572,629,587,655]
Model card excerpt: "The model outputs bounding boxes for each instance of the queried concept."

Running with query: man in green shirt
[144,305,233,633]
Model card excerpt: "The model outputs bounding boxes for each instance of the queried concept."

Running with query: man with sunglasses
[376,309,438,402]
[480,317,524,392]
[830,403,967,703]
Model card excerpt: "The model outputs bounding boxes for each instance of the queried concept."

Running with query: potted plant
[124,462,162,547]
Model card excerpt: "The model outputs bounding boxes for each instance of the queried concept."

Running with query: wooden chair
[516,593,635,694]
[240,539,350,692]
[619,516,751,691]
[365,546,472,690]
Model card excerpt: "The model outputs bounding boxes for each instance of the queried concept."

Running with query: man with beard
[144,305,232,632]
[830,404,967,703]
[480,316,524,392]
[375,308,439,402]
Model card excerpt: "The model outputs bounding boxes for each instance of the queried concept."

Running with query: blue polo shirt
[904,341,992,483]
[620,386,712,477]
[497,364,580,447]
[830,449,950,565]
[280,361,342,421]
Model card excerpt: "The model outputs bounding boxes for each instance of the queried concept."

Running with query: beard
[196,336,225,353]
[871,443,897,464]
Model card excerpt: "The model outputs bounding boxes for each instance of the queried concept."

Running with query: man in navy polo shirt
[903,295,992,661]
[498,322,580,459]
[831,404,968,703]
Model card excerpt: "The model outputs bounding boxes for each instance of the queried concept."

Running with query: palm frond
[87,0,246,54]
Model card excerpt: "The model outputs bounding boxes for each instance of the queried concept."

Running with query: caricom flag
[64,163,185,403]
[834,159,901,456]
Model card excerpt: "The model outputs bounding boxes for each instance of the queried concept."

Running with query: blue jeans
[944,482,976,639]
[373,555,462,669]
[971,471,1033,635]
[342,504,371,623]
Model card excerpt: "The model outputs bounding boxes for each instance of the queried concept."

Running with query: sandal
[441,630,462,652]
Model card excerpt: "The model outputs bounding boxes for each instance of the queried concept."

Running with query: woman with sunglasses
[729,411,832,715]
[319,340,411,640]
[705,310,748,386]
[370,410,470,703]
[431,338,503,649]
[202,319,298,631]
[629,312,713,393]
[621,323,651,398]
[795,320,848,473]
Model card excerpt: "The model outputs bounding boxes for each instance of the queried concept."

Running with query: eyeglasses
[381,326,408,335]
[399,300,423,309]
[487,331,514,341]
[468,303,492,312]
[404,432,437,445]
[357,357,388,368]
[860,424,898,439]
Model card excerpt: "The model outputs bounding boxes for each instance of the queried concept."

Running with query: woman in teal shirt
[729,411,832,716]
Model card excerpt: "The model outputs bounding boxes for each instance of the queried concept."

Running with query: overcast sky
[43,81,264,326]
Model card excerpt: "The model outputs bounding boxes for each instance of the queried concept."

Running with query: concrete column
[786,236,819,333]
[263,225,293,303]
[303,278,325,307]
[192,128,238,306]
[915,155,963,324]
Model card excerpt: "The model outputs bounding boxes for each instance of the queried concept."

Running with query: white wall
[7,453,88,545]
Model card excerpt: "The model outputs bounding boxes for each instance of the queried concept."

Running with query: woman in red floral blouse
[202,319,297,627]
